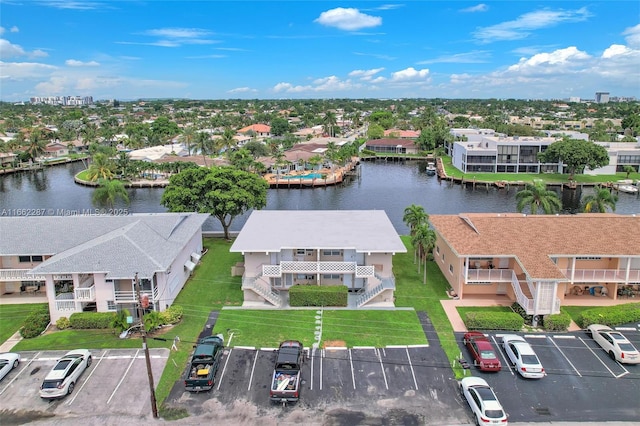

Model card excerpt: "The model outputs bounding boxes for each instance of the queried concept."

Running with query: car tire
[463,338,468,345]
[87,356,92,367]
[609,351,616,361]
[12,359,19,369]
[474,414,481,426]
[586,329,592,338]
[473,359,479,367]
[67,382,75,395]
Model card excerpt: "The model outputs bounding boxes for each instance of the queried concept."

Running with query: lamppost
[134,272,159,418]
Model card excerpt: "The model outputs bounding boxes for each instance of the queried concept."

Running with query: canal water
[0,160,637,234]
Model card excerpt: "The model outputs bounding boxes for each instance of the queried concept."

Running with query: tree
[195,131,212,166]
[161,166,269,239]
[270,117,290,136]
[86,153,115,181]
[403,204,427,236]
[411,223,436,284]
[25,129,47,161]
[367,123,384,139]
[537,138,609,179]
[582,186,617,213]
[179,126,196,156]
[322,111,338,137]
[515,180,562,214]
[623,165,636,179]
[92,179,130,208]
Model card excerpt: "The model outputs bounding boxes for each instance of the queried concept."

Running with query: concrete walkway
[0,330,22,352]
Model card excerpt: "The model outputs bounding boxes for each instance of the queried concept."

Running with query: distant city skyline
[1,1,639,102]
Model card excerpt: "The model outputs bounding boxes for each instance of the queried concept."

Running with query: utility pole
[134,272,159,418]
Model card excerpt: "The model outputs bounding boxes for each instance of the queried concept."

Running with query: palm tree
[515,180,562,214]
[86,152,115,181]
[403,204,428,236]
[323,111,337,137]
[195,131,212,166]
[25,129,47,161]
[180,126,196,156]
[582,186,618,213]
[622,165,636,179]
[92,179,130,209]
[411,223,436,284]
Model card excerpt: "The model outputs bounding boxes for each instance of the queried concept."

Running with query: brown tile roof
[430,213,640,280]
[238,124,271,134]
[365,138,417,148]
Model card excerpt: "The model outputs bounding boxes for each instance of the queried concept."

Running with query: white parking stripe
[349,349,356,389]
[524,335,547,338]
[404,347,419,390]
[67,350,107,406]
[320,349,324,391]
[553,335,576,339]
[216,348,232,390]
[0,351,41,396]
[107,349,139,405]
[247,351,259,391]
[376,348,389,390]
[578,337,619,378]
[491,335,513,375]
[548,337,581,377]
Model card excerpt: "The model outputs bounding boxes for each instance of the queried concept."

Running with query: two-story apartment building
[230,210,407,308]
[0,213,209,322]
[430,213,640,316]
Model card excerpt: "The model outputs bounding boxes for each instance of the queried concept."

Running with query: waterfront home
[238,124,271,138]
[0,213,209,322]
[383,129,419,139]
[365,138,419,155]
[44,142,69,158]
[229,210,407,308]
[429,213,640,315]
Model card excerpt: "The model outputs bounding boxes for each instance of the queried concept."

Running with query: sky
[1,1,639,102]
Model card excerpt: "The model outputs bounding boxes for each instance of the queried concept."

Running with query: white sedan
[0,352,21,382]
[459,377,508,425]
[501,334,545,379]
[586,324,640,364]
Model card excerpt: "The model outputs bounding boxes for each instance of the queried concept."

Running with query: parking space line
[67,350,108,406]
[348,349,356,389]
[107,349,139,405]
[309,347,315,391]
[548,337,581,377]
[320,349,324,391]
[247,350,259,391]
[376,349,389,390]
[615,327,636,331]
[578,337,619,378]
[0,351,41,396]
[524,335,547,339]
[553,335,576,339]
[404,347,419,390]
[216,348,232,390]
[491,335,513,375]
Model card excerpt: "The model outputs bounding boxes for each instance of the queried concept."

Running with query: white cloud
[0,39,48,59]
[349,68,384,80]
[391,67,430,81]
[10,26,19,33]
[601,44,633,59]
[41,1,105,10]
[0,61,58,79]
[507,47,590,74]
[273,82,310,93]
[315,8,382,31]
[474,7,592,43]
[65,59,100,67]
[228,87,257,93]
[460,4,488,13]
[418,51,490,64]
[127,28,218,47]
[622,23,640,48]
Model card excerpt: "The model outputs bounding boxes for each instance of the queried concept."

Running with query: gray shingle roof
[230,210,407,254]
[1,213,209,279]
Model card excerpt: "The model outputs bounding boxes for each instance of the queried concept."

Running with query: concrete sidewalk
[0,330,22,352]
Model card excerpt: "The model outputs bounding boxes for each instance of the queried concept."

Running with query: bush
[20,306,50,338]
[56,317,71,330]
[464,311,524,331]
[143,311,162,332]
[511,302,534,325]
[111,309,131,332]
[69,312,116,329]
[577,303,640,328]
[159,305,183,325]
[289,285,348,307]
[543,312,571,332]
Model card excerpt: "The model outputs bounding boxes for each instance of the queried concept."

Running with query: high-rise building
[595,92,610,103]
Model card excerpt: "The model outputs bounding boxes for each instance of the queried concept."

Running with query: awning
[184,260,196,272]
[191,252,202,263]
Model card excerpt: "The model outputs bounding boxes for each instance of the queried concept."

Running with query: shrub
[511,302,534,325]
[69,312,116,329]
[56,317,71,330]
[577,303,640,328]
[159,305,183,325]
[543,312,571,332]
[20,305,50,338]
[111,309,131,332]
[143,311,162,332]
[289,285,348,307]
[464,311,524,331]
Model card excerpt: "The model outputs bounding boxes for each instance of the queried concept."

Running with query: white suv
[40,349,92,399]
[459,377,508,425]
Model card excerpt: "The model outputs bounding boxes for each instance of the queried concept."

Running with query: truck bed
[272,371,299,392]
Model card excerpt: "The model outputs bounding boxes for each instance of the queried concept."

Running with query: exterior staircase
[355,274,395,307]
[242,276,282,307]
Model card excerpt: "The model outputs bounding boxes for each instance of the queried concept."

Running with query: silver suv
[40,349,92,399]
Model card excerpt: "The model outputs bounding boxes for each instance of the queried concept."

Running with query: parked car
[501,335,545,379]
[586,324,640,364]
[463,331,502,372]
[459,376,508,425]
[39,349,92,399]
[0,352,20,382]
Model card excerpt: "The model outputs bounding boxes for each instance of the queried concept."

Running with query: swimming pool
[280,173,325,180]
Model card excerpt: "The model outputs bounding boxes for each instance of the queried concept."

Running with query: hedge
[464,311,524,331]
[159,305,183,325]
[576,303,640,328]
[289,284,348,307]
[20,305,51,338]
[543,312,571,332]
[69,312,116,329]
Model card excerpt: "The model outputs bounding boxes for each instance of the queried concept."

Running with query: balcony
[75,285,95,301]
[466,269,514,283]
[563,269,640,283]
[55,292,77,311]
[0,269,72,282]
[262,261,374,277]
[114,286,159,303]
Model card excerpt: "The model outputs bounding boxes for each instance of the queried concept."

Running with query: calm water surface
[1,160,638,234]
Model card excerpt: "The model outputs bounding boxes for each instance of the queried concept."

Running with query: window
[442,253,445,262]
[322,250,342,256]
[436,246,440,254]
[322,274,340,279]
[19,255,43,262]
[296,249,306,255]
[107,301,116,311]
[449,264,454,274]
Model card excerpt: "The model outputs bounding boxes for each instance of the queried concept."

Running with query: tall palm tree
[411,223,436,284]
[92,179,130,209]
[582,186,618,213]
[195,131,212,166]
[403,204,428,236]
[86,152,115,181]
[323,111,337,137]
[180,126,196,156]
[25,129,47,161]
[515,180,562,214]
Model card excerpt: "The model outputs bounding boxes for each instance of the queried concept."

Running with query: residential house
[0,213,209,322]
[365,138,419,155]
[230,210,407,308]
[44,142,69,158]
[383,129,419,139]
[429,213,640,316]
[238,124,271,138]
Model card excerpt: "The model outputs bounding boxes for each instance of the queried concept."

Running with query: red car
[463,331,502,372]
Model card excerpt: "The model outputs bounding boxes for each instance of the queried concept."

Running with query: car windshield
[618,343,636,351]
[480,350,496,359]
[485,409,505,419]
[522,354,539,365]
[42,380,62,389]
[54,360,72,370]
[609,332,626,341]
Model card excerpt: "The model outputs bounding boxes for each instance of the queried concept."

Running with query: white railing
[75,285,95,301]
[262,261,359,277]
[564,269,640,283]
[55,292,76,311]
[355,265,375,277]
[242,276,281,306]
[114,290,136,302]
[0,269,45,281]
[510,271,534,313]
[466,269,514,282]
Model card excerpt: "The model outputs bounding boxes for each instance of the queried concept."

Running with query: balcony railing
[0,269,72,282]
[563,269,640,283]
[75,285,95,301]
[262,261,373,277]
[55,292,76,311]
[466,268,514,282]
[114,286,158,303]
[510,271,534,313]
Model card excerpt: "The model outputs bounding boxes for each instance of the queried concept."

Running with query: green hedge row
[20,305,51,339]
[543,312,571,332]
[576,303,640,328]
[289,284,348,307]
[464,311,524,331]
[69,312,116,329]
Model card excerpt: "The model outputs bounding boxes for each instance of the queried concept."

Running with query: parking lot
[454,326,640,423]
[0,348,169,422]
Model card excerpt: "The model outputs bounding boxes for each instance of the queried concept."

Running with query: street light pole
[134,272,159,419]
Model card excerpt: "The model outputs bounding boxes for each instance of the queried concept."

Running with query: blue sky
[1,1,639,101]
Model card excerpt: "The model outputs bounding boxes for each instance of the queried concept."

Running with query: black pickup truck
[270,340,304,404]
[184,334,224,392]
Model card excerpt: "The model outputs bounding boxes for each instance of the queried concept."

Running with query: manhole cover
[535,407,551,415]
[30,367,41,375]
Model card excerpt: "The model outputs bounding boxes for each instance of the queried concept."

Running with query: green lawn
[560,305,592,325]
[0,303,47,343]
